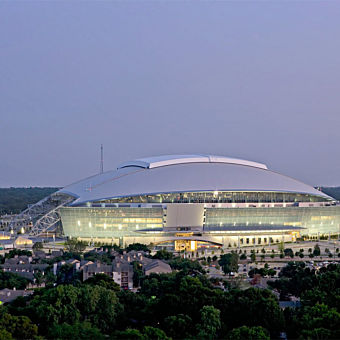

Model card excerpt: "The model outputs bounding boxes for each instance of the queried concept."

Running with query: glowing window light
[190,241,196,251]
[89,222,92,228]
[104,223,107,229]
[136,225,139,230]
[213,191,218,196]
[118,224,122,230]
[232,203,236,208]
[77,221,81,226]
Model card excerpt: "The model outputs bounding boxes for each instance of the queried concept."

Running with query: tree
[65,239,87,253]
[313,244,321,256]
[153,249,173,260]
[220,288,284,336]
[227,326,270,340]
[0,329,12,340]
[163,314,193,339]
[0,311,38,339]
[0,270,30,289]
[297,304,340,339]
[84,273,120,291]
[196,305,221,339]
[219,253,239,274]
[284,248,294,258]
[250,253,256,262]
[32,242,43,251]
[126,243,150,252]
[48,321,104,340]
[132,261,144,288]
[111,328,143,339]
[25,284,122,335]
[5,249,32,259]
[33,270,44,287]
[169,258,204,273]
[142,326,170,340]
[278,241,284,253]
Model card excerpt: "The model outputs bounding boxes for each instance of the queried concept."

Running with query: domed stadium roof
[59,154,332,205]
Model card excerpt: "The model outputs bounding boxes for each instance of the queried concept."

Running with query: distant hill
[0,187,59,215]
[319,187,340,201]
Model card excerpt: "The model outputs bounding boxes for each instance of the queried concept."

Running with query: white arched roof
[59,154,332,205]
[118,154,268,170]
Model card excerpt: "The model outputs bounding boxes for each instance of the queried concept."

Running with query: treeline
[4,263,278,339]
[320,186,340,200]
[268,262,340,338]
[2,254,340,338]
[0,187,59,215]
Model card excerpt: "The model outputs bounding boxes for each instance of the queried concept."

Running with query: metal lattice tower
[100,144,104,174]
[9,192,75,236]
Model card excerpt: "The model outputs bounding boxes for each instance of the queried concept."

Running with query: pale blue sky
[1,1,340,187]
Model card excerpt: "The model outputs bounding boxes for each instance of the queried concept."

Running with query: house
[0,288,33,304]
[144,260,172,275]
[14,236,33,247]
[33,250,46,260]
[53,259,83,275]
[82,260,133,290]
[0,236,33,250]
[112,259,134,289]
[1,262,49,280]
[82,262,115,281]
[0,239,15,249]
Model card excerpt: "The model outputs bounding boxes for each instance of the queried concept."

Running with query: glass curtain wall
[205,206,340,235]
[94,191,329,204]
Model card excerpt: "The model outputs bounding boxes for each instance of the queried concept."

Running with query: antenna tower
[100,144,104,174]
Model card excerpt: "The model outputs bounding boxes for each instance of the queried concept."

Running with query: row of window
[94,191,329,204]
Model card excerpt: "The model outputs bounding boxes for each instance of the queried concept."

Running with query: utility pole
[100,144,104,174]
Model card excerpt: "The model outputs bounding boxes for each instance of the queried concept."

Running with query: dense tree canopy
[2,252,340,339]
[0,271,30,290]
[0,187,58,215]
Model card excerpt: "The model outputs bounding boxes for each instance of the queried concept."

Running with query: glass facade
[60,207,163,238]
[205,206,340,235]
[60,204,340,241]
[92,191,330,205]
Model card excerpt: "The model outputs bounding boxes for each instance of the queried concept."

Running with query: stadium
[46,154,339,251]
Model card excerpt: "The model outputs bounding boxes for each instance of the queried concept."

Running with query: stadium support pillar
[237,235,240,248]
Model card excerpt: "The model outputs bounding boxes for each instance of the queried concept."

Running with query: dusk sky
[1,1,340,188]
